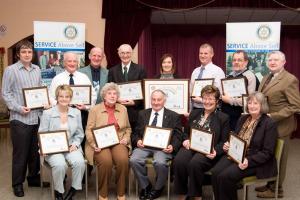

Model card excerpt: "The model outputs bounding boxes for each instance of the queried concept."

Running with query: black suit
[211,114,278,200]
[108,62,147,147]
[129,108,182,190]
[173,109,230,197]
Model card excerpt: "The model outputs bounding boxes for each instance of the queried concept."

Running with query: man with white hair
[108,44,147,148]
[256,50,300,198]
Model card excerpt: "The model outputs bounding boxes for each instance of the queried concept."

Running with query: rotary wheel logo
[257,25,271,40]
[64,25,77,39]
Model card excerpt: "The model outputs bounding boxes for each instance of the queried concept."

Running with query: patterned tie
[151,112,159,126]
[197,67,205,79]
[69,74,74,85]
[123,66,128,81]
[261,73,273,91]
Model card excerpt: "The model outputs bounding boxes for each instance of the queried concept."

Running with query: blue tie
[69,74,74,85]
[151,112,159,126]
[197,67,205,79]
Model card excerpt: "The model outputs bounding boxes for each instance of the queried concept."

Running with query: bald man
[79,47,108,104]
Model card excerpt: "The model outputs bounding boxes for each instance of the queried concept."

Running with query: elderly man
[108,44,147,148]
[256,51,300,198]
[49,52,96,108]
[190,43,225,110]
[221,50,257,130]
[79,47,108,104]
[130,90,182,200]
[2,40,48,197]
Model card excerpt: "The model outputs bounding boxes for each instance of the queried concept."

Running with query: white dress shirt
[148,108,164,127]
[49,70,97,108]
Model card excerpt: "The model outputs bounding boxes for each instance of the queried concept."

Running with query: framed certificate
[117,81,143,100]
[190,128,214,155]
[142,126,172,149]
[92,124,119,149]
[22,86,50,109]
[221,77,247,97]
[38,130,69,155]
[191,78,214,97]
[70,85,91,105]
[242,95,248,114]
[227,134,247,164]
[144,79,189,114]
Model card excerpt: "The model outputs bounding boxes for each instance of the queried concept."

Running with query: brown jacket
[85,102,131,165]
[258,69,300,137]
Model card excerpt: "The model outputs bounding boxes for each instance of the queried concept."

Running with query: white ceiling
[151,8,300,25]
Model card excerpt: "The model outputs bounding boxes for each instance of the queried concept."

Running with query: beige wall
[0,0,138,67]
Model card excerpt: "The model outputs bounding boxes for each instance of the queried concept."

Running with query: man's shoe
[257,188,283,198]
[148,188,164,200]
[139,184,152,200]
[13,184,24,197]
[55,190,63,200]
[64,187,77,200]
[255,184,269,192]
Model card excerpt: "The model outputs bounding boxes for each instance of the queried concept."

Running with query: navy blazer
[184,108,230,157]
[235,114,278,179]
[132,108,183,154]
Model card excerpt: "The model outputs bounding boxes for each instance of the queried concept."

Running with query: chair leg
[128,167,131,197]
[85,163,88,200]
[95,166,99,200]
[50,171,55,200]
[243,184,248,200]
[275,175,280,200]
[167,165,170,200]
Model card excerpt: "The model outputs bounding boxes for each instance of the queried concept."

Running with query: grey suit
[78,65,108,104]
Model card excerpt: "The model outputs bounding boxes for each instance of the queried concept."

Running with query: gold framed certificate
[117,81,143,100]
[190,128,214,155]
[38,130,69,155]
[22,86,50,109]
[242,95,249,114]
[191,78,214,97]
[70,85,91,105]
[221,77,247,97]
[227,134,247,164]
[142,126,172,149]
[144,79,189,114]
[92,124,119,149]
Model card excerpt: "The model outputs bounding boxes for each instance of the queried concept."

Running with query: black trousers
[10,120,40,187]
[173,147,218,197]
[210,156,256,200]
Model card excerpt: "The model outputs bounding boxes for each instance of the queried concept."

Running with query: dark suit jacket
[108,62,147,124]
[183,108,230,157]
[258,69,300,137]
[236,114,278,179]
[132,108,183,154]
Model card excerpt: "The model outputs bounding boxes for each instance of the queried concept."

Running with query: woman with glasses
[173,85,230,200]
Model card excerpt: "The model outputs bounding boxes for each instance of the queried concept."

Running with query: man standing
[130,90,182,200]
[190,43,225,110]
[2,40,45,197]
[108,44,147,147]
[256,51,300,198]
[221,50,257,130]
[79,47,108,104]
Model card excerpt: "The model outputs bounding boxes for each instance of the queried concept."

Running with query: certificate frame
[189,128,214,155]
[38,130,69,155]
[227,134,247,164]
[142,126,172,149]
[191,78,214,97]
[117,80,144,100]
[242,95,249,114]
[221,77,247,97]
[92,124,120,149]
[22,86,50,110]
[143,79,189,114]
[70,85,91,105]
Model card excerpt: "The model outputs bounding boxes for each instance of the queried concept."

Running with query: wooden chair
[241,139,284,200]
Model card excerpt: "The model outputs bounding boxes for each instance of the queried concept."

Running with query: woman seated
[154,53,180,79]
[211,92,278,200]
[173,85,230,200]
[85,82,131,200]
[39,85,85,200]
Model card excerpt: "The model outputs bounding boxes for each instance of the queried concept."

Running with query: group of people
[2,39,300,200]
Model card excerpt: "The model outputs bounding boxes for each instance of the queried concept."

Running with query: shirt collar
[151,107,164,117]
[122,61,131,69]
[17,61,37,71]
[51,106,77,118]
[99,102,121,113]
